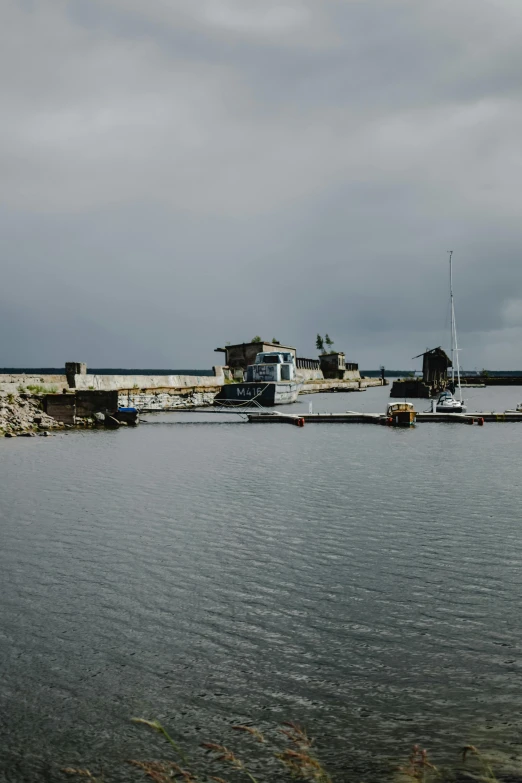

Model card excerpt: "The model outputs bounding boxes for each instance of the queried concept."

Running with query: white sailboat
[436,251,467,413]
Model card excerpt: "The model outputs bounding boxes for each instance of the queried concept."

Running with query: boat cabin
[245,351,296,383]
[386,402,415,415]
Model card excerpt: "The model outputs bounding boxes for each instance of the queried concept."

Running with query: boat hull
[215,381,302,406]
[436,405,466,413]
[390,411,416,427]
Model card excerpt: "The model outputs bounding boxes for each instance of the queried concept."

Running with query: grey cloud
[1,0,521,368]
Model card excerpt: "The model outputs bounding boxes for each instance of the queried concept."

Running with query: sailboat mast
[449,251,455,387]
[449,250,463,401]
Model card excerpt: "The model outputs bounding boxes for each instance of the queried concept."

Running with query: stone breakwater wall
[0,369,225,412]
[73,369,225,391]
[71,370,225,411]
[0,374,68,394]
[117,388,218,411]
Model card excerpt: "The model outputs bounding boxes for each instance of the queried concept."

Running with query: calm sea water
[1,383,522,782]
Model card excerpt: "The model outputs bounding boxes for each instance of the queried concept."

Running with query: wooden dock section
[247,411,522,425]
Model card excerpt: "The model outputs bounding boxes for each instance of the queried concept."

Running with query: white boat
[436,389,465,412]
[436,251,467,414]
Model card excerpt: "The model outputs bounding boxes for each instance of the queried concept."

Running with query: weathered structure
[319,352,359,380]
[65,362,87,387]
[214,342,363,384]
[118,387,218,411]
[418,347,452,389]
[44,391,119,424]
[390,347,452,398]
[389,378,432,398]
[71,367,224,411]
[296,357,320,371]
[72,369,224,392]
[0,364,226,414]
[215,341,296,373]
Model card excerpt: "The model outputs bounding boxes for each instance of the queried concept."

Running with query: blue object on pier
[118,407,137,413]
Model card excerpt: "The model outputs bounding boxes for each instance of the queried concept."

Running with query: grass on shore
[62,716,512,783]
[15,384,59,394]
[25,384,58,394]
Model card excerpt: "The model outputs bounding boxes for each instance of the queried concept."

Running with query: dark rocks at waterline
[0,394,62,436]
[0,393,139,437]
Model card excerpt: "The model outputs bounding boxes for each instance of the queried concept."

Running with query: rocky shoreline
[0,394,62,437]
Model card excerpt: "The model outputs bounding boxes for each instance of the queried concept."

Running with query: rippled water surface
[1,384,522,781]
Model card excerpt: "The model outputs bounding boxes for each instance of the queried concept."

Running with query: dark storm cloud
[1,0,521,368]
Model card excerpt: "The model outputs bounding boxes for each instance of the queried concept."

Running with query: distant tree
[251,336,262,343]
[272,338,280,344]
[316,334,324,352]
[325,334,334,353]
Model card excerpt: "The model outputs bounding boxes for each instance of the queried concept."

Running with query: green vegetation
[272,338,280,344]
[15,384,59,394]
[316,334,336,355]
[24,384,58,394]
[251,336,262,343]
[62,716,511,783]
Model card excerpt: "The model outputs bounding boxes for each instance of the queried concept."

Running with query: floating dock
[247,411,522,425]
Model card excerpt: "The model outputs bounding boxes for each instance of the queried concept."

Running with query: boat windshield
[255,352,282,364]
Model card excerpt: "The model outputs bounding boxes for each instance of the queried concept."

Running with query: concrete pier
[247,411,522,424]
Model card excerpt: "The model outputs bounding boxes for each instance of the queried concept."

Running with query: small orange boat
[386,401,416,427]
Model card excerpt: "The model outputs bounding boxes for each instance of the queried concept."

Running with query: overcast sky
[1,0,521,369]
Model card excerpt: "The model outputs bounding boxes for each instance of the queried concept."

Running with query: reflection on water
[1,383,522,781]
